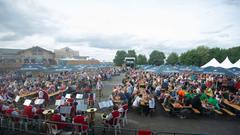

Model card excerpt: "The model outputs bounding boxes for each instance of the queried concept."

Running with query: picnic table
[19,91,38,98]
[223,99,240,111]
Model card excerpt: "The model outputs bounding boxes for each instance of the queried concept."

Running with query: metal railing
[0,114,207,135]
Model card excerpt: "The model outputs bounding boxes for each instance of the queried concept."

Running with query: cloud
[56,34,139,50]
[0,0,58,41]
[201,24,233,34]
[223,0,240,6]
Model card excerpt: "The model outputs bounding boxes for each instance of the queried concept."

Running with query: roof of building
[18,46,54,54]
[0,48,22,55]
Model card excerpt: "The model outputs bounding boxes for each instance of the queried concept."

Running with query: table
[19,91,38,98]
[223,99,240,111]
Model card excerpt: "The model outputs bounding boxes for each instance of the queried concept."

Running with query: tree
[137,54,147,65]
[208,48,224,62]
[148,50,165,65]
[113,50,127,66]
[179,46,209,66]
[227,46,240,63]
[166,52,179,65]
[127,50,137,60]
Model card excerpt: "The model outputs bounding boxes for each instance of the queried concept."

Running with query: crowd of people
[0,67,122,130]
[0,66,240,134]
[108,69,240,118]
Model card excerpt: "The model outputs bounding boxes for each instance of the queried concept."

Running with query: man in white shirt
[132,95,142,108]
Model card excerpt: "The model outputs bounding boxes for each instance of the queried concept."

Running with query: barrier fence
[0,114,207,135]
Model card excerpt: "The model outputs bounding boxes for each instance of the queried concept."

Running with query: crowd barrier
[0,114,208,135]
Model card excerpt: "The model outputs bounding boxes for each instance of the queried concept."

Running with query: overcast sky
[0,0,240,61]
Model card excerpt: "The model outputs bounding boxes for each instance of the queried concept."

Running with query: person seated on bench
[118,102,128,117]
[162,93,171,107]
[191,94,203,113]
[148,94,155,116]
[103,105,120,126]
[230,89,240,105]
[208,96,220,110]
[50,110,67,130]
[73,111,89,131]
[179,100,192,119]
[22,104,35,119]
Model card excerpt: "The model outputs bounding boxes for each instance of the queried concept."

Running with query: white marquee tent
[201,57,240,69]
[201,58,221,68]
[220,57,234,69]
[233,59,240,68]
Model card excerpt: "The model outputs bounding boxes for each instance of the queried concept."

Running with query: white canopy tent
[220,57,234,69]
[233,59,240,68]
[201,58,221,68]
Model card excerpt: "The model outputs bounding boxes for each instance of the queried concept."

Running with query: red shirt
[5,108,14,116]
[235,81,240,90]
[67,98,74,103]
[112,110,120,118]
[50,114,66,129]
[206,81,212,88]
[109,110,120,125]
[56,95,61,100]
[36,108,44,115]
[22,105,34,118]
[73,115,89,131]
[122,104,128,111]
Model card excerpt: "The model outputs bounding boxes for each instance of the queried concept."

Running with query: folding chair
[46,123,62,135]
[120,109,128,127]
[73,122,89,135]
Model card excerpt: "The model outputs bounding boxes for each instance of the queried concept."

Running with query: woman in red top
[34,105,44,119]
[105,106,120,125]
[5,105,14,116]
[50,110,66,130]
[56,93,62,100]
[73,111,89,131]
[22,105,34,119]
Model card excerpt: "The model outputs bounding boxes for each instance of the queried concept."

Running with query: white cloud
[0,0,239,61]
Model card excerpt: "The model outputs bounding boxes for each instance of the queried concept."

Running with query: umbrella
[19,64,46,71]
[228,67,240,76]
[203,66,235,76]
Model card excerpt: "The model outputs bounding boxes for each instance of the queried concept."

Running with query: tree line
[113,45,240,67]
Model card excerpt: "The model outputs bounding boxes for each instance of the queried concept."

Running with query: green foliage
[179,46,209,66]
[137,54,147,65]
[166,52,179,65]
[208,48,227,63]
[227,46,240,63]
[113,45,240,67]
[148,50,165,65]
[113,50,127,66]
[127,50,137,58]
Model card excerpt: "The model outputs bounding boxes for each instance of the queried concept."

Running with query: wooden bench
[161,103,170,112]
[223,99,240,111]
[221,108,236,116]
[214,109,223,115]
[192,108,200,114]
